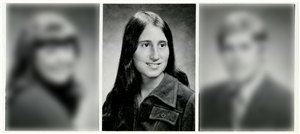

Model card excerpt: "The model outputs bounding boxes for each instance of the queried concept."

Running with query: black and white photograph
[102,4,196,131]
[2,1,299,133]
[199,4,295,131]
[5,4,99,130]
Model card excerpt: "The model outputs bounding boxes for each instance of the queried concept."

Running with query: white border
[1,2,6,133]
[0,1,299,134]
[294,3,299,133]
[195,3,199,132]
[99,3,103,132]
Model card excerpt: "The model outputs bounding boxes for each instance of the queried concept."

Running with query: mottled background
[102,4,196,103]
[7,4,99,130]
[200,4,295,90]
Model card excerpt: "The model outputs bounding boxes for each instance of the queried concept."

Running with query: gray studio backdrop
[7,4,99,130]
[102,4,196,103]
[200,4,294,90]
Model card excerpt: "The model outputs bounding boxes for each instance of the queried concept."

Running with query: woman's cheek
[161,47,170,61]
[35,49,74,84]
[133,48,149,62]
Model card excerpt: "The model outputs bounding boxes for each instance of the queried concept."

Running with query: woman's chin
[143,72,164,79]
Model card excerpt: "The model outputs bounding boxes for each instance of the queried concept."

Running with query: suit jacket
[200,77,293,131]
[103,74,195,131]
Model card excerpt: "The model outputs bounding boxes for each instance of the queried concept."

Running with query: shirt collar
[147,73,178,108]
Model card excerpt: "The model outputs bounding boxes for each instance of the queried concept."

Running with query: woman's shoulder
[7,83,72,130]
[7,81,68,125]
[176,80,194,99]
[8,80,48,102]
[9,84,67,114]
[170,76,195,114]
[165,74,194,104]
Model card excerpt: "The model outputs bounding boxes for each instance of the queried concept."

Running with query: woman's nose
[150,47,159,61]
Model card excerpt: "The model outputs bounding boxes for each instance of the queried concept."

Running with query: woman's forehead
[138,24,167,42]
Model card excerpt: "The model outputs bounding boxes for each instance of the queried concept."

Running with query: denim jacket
[103,74,195,131]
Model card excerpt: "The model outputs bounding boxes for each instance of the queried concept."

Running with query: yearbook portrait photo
[102,4,196,131]
[5,4,99,130]
[199,4,295,131]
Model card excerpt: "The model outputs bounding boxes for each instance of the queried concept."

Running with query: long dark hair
[103,11,189,123]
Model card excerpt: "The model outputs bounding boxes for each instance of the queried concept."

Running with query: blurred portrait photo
[102,4,195,131]
[6,4,99,130]
[199,4,295,131]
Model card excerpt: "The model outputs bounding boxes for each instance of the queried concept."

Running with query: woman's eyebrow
[138,40,152,43]
[158,40,167,43]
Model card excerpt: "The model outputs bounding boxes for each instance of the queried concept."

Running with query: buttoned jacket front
[103,74,195,131]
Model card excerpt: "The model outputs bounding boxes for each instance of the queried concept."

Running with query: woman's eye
[142,43,150,48]
[159,43,167,48]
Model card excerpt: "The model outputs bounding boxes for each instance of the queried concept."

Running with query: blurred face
[133,24,169,79]
[34,44,77,85]
[220,32,263,83]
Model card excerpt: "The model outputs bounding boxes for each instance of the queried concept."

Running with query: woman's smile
[146,62,161,69]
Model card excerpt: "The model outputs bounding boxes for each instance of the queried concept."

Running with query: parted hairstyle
[103,11,189,124]
[8,11,79,90]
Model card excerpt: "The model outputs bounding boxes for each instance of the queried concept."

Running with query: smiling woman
[6,11,80,130]
[102,10,195,131]
[6,4,99,131]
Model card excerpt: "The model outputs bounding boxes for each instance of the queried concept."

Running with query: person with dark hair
[102,11,195,131]
[200,11,293,131]
[6,12,81,130]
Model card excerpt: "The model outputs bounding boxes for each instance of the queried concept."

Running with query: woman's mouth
[146,62,161,69]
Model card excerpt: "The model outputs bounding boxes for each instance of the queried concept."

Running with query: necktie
[231,87,246,130]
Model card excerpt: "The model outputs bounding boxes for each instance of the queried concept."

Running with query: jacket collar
[147,73,178,108]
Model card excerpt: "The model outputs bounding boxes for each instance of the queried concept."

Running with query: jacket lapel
[241,77,272,129]
[218,83,236,130]
[147,74,178,108]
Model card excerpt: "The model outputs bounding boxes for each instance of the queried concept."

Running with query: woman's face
[133,24,169,79]
[34,43,77,85]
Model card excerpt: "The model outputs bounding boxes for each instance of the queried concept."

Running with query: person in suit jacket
[200,11,293,131]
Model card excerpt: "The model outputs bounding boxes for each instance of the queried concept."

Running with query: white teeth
[149,64,159,69]
[146,63,160,65]
[146,63,160,69]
